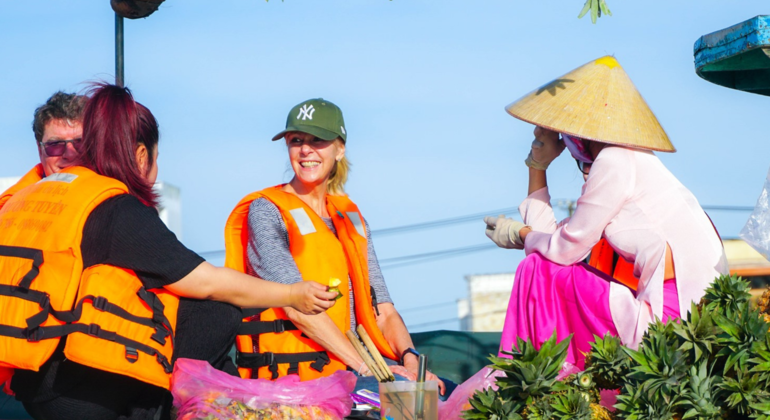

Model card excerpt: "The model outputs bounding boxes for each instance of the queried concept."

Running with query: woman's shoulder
[247,197,284,225]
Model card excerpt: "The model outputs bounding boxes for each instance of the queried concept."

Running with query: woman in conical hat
[484,56,728,367]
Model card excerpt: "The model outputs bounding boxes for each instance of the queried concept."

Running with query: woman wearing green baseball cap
[224,99,450,394]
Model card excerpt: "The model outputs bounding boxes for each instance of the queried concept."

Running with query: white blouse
[520,145,728,348]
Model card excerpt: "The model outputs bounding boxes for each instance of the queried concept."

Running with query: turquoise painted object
[694,15,770,96]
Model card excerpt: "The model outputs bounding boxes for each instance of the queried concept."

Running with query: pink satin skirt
[498,253,679,368]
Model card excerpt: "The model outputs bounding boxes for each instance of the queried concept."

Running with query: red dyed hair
[79,83,159,207]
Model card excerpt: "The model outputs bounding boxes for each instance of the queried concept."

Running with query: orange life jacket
[588,239,639,290]
[0,166,178,389]
[0,164,45,210]
[224,185,397,380]
[0,164,45,387]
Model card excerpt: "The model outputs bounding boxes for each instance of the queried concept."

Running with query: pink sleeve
[519,187,559,234]
[524,147,635,265]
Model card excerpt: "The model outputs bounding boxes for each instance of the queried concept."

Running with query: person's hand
[525,126,564,170]
[484,215,528,249]
[288,281,338,315]
[393,363,447,396]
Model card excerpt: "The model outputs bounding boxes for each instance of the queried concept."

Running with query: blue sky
[1,1,768,331]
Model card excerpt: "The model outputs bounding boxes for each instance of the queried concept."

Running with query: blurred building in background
[0,176,183,240]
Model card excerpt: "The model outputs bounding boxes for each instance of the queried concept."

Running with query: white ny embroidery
[297,104,316,120]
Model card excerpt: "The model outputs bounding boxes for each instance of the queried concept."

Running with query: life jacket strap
[2,322,173,373]
[0,245,44,290]
[237,319,299,336]
[236,351,330,379]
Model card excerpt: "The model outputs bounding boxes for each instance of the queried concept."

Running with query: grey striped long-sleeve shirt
[246,198,393,331]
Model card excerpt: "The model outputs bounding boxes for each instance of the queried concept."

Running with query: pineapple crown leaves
[614,382,676,420]
[622,329,689,406]
[523,396,554,420]
[674,361,723,420]
[491,333,572,402]
[549,389,593,420]
[714,303,769,375]
[674,302,721,364]
[462,387,524,420]
[749,399,770,420]
[702,274,752,318]
[585,333,632,390]
[718,369,770,416]
[748,336,770,383]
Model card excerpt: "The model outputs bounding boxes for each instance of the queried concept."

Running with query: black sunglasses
[40,138,82,157]
[575,159,592,175]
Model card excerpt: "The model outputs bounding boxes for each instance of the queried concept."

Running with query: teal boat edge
[694,15,770,96]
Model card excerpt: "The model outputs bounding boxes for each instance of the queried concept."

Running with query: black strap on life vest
[237,319,299,336]
[0,322,173,373]
[236,350,330,379]
[0,245,174,372]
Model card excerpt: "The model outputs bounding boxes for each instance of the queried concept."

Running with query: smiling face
[286,131,345,191]
[38,119,83,176]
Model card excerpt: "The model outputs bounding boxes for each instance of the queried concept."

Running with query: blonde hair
[327,146,350,195]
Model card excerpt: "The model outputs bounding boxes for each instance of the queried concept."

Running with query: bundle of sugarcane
[346,326,396,383]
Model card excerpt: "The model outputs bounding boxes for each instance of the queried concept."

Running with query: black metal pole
[115,13,124,87]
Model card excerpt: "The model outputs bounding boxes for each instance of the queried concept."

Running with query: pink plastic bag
[438,367,505,420]
[171,358,356,420]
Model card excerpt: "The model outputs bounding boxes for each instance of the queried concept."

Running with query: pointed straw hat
[505,56,675,152]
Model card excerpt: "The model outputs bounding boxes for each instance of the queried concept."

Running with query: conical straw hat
[505,56,675,152]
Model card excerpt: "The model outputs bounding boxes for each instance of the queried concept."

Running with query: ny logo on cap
[297,104,316,121]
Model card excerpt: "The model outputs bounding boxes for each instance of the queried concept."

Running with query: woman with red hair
[1,84,337,420]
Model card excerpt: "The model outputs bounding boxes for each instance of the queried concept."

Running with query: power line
[406,309,507,330]
[379,244,498,270]
[196,202,755,260]
[371,207,519,237]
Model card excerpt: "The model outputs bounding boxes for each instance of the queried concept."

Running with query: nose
[60,142,79,162]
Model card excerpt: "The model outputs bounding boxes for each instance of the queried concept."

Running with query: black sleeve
[81,194,205,290]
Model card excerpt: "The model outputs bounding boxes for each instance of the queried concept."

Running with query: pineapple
[584,334,632,390]
[757,287,770,328]
[701,274,752,317]
[327,278,343,300]
[589,403,614,420]
[673,302,720,365]
[673,361,721,420]
[624,322,688,406]
[719,370,769,417]
[713,303,768,375]
[550,389,592,420]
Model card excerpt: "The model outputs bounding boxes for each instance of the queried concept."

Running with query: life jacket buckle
[25,327,43,342]
[273,319,286,334]
[87,323,101,337]
[310,352,330,372]
[92,296,108,311]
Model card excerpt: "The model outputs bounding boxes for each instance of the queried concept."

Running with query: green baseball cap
[272,98,347,142]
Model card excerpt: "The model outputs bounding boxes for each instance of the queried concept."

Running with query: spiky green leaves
[702,274,752,318]
[585,333,632,390]
[674,302,720,364]
[463,387,523,420]
[550,389,592,420]
[675,362,722,420]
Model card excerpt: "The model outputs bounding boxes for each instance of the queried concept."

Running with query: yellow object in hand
[328,278,343,300]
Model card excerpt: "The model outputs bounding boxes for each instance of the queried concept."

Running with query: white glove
[484,215,528,249]
[524,128,565,170]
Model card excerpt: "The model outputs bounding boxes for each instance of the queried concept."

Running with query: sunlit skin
[283,131,345,217]
[38,119,83,176]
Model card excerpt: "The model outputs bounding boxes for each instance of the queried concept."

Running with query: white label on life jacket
[38,173,78,184]
[289,208,316,236]
[346,212,366,238]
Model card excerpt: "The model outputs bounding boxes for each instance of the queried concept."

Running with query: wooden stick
[346,330,387,382]
[357,325,396,381]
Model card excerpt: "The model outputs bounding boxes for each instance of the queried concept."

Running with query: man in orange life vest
[0,91,86,209]
[0,92,86,388]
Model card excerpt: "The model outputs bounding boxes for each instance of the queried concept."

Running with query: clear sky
[1,1,768,331]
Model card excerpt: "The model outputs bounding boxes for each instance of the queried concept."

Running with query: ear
[135,143,149,174]
[335,140,346,161]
